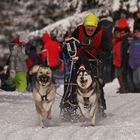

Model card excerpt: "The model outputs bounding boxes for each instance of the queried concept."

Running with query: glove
[10,70,16,78]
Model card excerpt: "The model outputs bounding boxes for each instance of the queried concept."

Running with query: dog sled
[60,37,106,121]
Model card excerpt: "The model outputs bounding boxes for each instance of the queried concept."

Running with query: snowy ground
[0,79,140,140]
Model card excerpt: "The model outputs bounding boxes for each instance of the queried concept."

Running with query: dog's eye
[39,72,43,74]
[84,73,88,76]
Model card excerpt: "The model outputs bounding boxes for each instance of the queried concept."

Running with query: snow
[1,1,140,139]
[0,79,140,140]
[29,11,89,39]
[112,0,121,11]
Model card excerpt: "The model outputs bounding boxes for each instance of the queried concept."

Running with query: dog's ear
[46,67,52,76]
[29,65,40,75]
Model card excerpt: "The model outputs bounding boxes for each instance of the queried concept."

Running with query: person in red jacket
[41,32,62,69]
[112,17,130,93]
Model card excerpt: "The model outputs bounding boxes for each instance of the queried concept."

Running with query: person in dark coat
[99,16,115,83]
[128,21,140,92]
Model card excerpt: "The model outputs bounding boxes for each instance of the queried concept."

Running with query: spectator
[26,36,42,70]
[41,32,62,70]
[128,21,140,92]
[99,16,115,83]
[7,33,28,93]
[112,17,131,93]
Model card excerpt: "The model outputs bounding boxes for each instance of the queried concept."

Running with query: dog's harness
[41,95,49,101]
[35,79,54,102]
[41,84,52,102]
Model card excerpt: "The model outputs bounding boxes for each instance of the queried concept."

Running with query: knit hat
[83,13,98,27]
[115,17,128,29]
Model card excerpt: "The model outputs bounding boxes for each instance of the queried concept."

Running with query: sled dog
[30,65,56,128]
[76,65,100,126]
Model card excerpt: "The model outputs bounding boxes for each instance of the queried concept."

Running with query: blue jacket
[129,36,140,69]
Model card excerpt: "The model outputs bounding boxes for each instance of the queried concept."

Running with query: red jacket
[112,37,122,67]
[42,32,61,67]
[72,25,105,58]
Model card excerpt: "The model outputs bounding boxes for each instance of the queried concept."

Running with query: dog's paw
[40,123,45,128]
[90,123,95,127]
[40,121,45,128]
[91,118,96,126]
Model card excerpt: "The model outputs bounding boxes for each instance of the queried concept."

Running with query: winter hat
[77,64,86,74]
[115,17,128,29]
[83,13,98,27]
[79,64,86,71]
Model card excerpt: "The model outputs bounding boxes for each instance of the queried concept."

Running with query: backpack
[129,37,140,69]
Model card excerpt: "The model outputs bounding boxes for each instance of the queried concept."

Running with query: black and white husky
[76,65,100,126]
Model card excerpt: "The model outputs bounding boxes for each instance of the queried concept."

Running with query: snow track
[0,79,140,140]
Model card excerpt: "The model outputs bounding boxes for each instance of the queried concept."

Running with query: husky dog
[76,65,100,126]
[30,65,56,128]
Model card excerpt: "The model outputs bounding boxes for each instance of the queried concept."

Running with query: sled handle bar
[64,37,97,50]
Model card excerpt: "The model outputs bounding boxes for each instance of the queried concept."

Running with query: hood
[42,32,51,43]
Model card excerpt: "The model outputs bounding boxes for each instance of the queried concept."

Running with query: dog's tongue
[39,77,49,86]
[81,80,87,86]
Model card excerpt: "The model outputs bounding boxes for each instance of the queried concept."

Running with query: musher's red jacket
[72,25,111,60]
